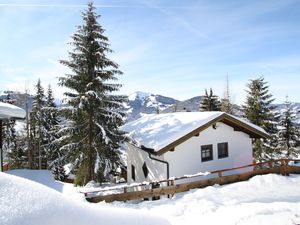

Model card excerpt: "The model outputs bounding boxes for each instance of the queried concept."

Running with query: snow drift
[111,174,300,225]
[0,172,169,225]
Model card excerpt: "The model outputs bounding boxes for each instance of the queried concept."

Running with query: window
[131,164,136,181]
[218,142,228,159]
[142,162,149,178]
[201,144,213,162]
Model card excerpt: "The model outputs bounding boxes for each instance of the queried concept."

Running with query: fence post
[280,159,289,176]
[268,160,273,168]
[123,187,127,203]
[169,180,175,198]
[284,159,290,176]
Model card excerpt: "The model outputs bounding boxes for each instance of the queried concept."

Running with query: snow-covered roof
[122,112,269,155]
[0,102,26,120]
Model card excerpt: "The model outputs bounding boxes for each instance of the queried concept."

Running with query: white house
[123,112,269,184]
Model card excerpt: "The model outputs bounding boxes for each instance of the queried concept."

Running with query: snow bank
[6,169,84,201]
[0,172,169,225]
[6,169,60,189]
[111,174,300,225]
[0,102,26,119]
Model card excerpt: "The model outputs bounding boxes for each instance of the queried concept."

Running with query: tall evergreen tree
[44,85,60,148]
[277,99,300,158]
[7,125,27,169]
[243,76,278,161]
[30,79,47,169]
[43,85,65,179]
[3,121,17,166]
[58,2,126,185]
[200,88,221,111]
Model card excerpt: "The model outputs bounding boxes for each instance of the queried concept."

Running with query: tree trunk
[87,112,94,182]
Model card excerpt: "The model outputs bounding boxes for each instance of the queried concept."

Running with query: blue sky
[0,0,300,104]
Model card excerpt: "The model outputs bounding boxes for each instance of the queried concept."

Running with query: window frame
[218,142,229,159]
[201,144,213,162]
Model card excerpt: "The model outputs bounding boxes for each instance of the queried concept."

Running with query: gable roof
[0,102,26,120]
[122,112,269,156]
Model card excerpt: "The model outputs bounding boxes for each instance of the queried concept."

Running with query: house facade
[123,112,269,184]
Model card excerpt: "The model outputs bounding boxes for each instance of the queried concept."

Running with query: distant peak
[128,91,152,101]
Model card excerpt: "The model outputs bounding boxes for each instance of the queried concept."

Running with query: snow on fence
[82,159,300,203]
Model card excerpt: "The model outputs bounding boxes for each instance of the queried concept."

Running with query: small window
[201,144,213,162]
[218,142,228,159]
[131,164,136,181]
[142,162,149,178]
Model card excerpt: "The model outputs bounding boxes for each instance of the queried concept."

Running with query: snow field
[3,169,300,225]
[0,172,169,225]
[109,174,300,225]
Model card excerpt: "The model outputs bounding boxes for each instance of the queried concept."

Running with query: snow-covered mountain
[124,92,244,121]
[162,96,202,113]
[124,91,178,121]
[3,89,300,124]
[124,91,300,123]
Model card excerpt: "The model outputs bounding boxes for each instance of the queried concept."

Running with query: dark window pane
[131,164,136,181]
[218,142,228,159]
[142,162,148,178]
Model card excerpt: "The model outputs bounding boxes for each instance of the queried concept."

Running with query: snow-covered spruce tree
[58,2,126,185]
[30,79,47,169]
[243,76,278,161]
[3,121,16,154]
[43,85,66,180]
[277,100,300,158]
[200,88,221,111]
[3,121,18,167]
[7,126,27,169]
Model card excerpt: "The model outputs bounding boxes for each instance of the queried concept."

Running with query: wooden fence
[84,159,300,203]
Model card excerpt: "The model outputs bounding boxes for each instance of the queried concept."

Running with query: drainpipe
[147,152,169,182]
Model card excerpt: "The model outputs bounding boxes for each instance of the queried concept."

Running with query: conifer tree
[243,76,278,161]
[43,85,65,179]
[44,85,60,149]
[3,121,17,166]
[8,127,27,169]
[58,2,126,185]
[30,79,47,169]
[277,99,300,158]
[3,120,27,169]
[200,88,221,111]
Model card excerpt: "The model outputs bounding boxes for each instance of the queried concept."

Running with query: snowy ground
[1,170,169,225]
[2,170,300,225]
[108,174,300,225]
